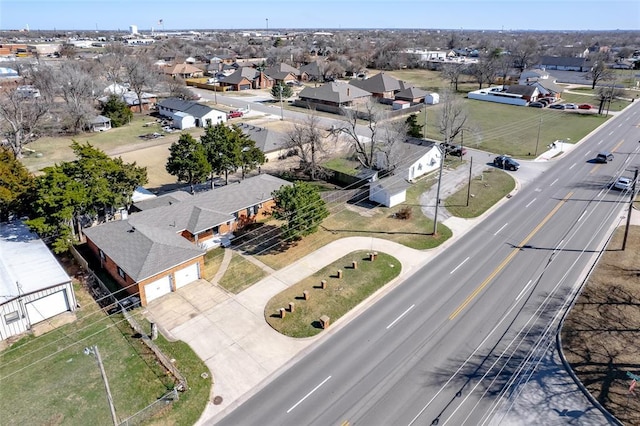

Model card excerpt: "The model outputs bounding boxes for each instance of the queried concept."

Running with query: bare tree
[375,119,408,174]
[511,38,539,71]
[586,52,614,89]
[57,62,100,133]
[123,56,157,113]
[441,62,467,92]
[284,111,332,180]
[437,90,469,143]
[0,89,49,158]
[98,43,127,85]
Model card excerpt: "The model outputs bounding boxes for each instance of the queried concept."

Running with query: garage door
[25,291,69,324]
[174,263,200,289]
[144,276,172,303]
[239,84,251,91]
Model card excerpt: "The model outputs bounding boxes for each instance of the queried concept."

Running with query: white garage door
[174,263,200,289]
[25,291,69,324]
[144,276,172,303]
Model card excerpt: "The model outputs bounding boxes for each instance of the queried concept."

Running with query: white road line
[598,139,603,145]
[525,198,537,208]
[494,223,508,235]
[550,178,558,186]
[569,163,576,170]
[450,257,470,275]
[598,188,605,197]
[578,210,587,222]
[386,304,415,330]
[618,123,623,127]
[287,376,332,413]
[555,239,565,251]
[584,151,591,157]
[609,131,614,135]
[515,280,533,301]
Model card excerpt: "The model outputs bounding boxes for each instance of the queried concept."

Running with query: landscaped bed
[265,250,401,337]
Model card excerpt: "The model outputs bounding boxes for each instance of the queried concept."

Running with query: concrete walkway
[145,141,595,425]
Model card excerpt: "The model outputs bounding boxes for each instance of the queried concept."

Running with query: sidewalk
[146,144,577,425]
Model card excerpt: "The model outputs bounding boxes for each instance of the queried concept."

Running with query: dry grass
[219,252,267,294]
[202,247,225,281]
[265,251,400,337]
[561,225,640,424]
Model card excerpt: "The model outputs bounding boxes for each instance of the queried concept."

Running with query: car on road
[440,143,467,156]
[227,110,244,119]
[578,103,594,110]
[614,176,633,191]
[563,103,578,109]
[549,104,566,110]
[493,155,520,171]
[528,102,545,108]
[594,152,614,163]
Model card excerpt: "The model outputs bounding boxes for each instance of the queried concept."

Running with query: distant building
[130,25,138,35]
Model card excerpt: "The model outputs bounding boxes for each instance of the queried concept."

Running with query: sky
[1,0,639,32]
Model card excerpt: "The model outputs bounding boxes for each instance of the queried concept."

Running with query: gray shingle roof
[298,82,371,104]
[133,191,192,211]
[395,86,428,101]
[157,98,214,119]
[505,84,537,97]
[237,123,287,154]
[539,56,589,68]
[349,72,411,94]
[374,175,411,194]
[299,60,324,78]
[83,221,204,282]
[265,63,300,77]
[84,174,291,282]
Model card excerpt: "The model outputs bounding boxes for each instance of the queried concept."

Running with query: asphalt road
[214,102,640,426]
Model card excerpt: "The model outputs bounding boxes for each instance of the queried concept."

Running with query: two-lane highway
[215,102,640,426]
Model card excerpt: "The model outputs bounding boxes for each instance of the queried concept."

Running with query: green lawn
[202,247,225,281]
[265,251,400,337]
[0,284,210,425]
[445,169,516,218]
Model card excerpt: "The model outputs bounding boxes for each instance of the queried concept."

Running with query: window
[4,310,20,324]
[99,249,105,260]
[117,267,126,279]
[213,225,219,235]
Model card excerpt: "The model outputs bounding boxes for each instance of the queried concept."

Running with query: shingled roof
[298,82,371,105]
[157,98,214,118]
[349,72,413,94]
[237,123,287,154]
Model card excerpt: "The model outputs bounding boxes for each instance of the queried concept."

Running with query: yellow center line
[612,139,625,153]
[448,191,574,320]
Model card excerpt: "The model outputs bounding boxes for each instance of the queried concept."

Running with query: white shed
[425,93,440,105]
[172,111,196,129]
[0,221,76,342]
[369,176,410,208]
[392,100,411,110]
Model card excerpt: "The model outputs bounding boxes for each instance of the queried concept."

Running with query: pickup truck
[227,110,244,119]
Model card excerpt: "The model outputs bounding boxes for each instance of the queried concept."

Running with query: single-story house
[236,123,288,161]
[0,221,77,342]
[395,86,428,103]
[504,85,539,102]
[89,115,112,132]
[220,67,273,91]
[157,98,227,127]
[376,138,440,182]
[297,82,372,109]
[349,72,413,99]
[299,60,324,81]
[98,91,157,112]
[83,174,291,306]
[163,63,205,79]
[538,56,591,72]
[264,63,301,85]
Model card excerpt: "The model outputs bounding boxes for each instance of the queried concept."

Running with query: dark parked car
[594,152,614,163]
[493,155,520,171]
[549,104,566,110]
[440,143,467,156]
[528,102,544,108]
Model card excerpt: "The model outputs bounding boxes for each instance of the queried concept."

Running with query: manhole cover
[213,396,223,405]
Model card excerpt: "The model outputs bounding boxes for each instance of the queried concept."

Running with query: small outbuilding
[89,115,112,132]
[369,176,410,207]
[425,93,440,105]
[172,111,196,129]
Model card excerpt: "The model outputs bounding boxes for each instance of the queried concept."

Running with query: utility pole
[466,156,473,206]
[279,84,284,120]
[423,106,427,139]
[433,145,445,235]
[460,129,464,162]
[622,168,638,251]
[86,345,118,425]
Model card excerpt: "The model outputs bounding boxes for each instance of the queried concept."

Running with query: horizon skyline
[1,0,639,32]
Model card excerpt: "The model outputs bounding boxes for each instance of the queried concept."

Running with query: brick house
[221,67,273,91]
[83,174,291,305]
[349,72,413,99]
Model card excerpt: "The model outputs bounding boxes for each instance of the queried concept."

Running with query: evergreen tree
[272,182,329,241]
[166,133,211,193]
[271,82,293,101]
[100,94,133,127]
[405,113,424,138]
[0,147,35,221]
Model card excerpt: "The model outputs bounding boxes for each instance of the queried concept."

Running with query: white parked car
[563,103,578,109]
[614,176,633,191]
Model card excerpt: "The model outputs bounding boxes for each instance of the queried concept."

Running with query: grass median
[445,168,516,218]
[265,251,401,338]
